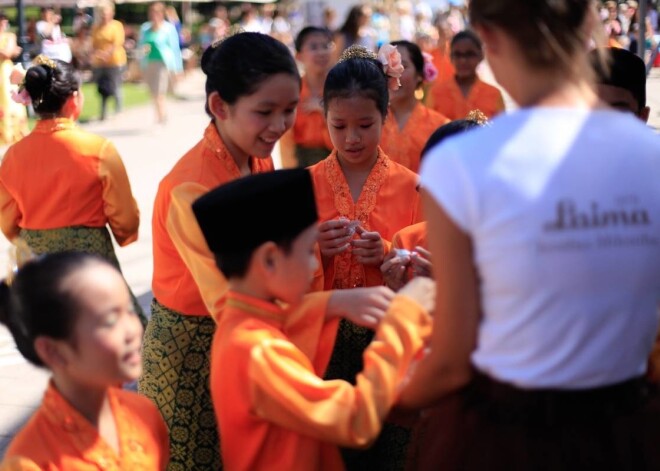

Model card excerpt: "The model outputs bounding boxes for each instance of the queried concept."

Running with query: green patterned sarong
[324,319,411,471]
[20,226,147,326]
[139,298,221,471]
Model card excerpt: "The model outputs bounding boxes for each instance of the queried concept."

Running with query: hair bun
[338,45,377,63]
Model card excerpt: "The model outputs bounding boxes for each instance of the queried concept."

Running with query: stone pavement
[2,66,660,458]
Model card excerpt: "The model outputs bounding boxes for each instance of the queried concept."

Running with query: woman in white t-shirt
[400,1,660,469]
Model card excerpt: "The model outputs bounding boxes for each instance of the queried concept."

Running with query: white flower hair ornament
[377,44,405,91]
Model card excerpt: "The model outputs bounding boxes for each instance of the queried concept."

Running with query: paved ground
[1,66,660,457]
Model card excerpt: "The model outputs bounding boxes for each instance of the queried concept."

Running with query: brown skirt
[408,370,660,471]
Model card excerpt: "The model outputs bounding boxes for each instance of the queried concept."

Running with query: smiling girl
[308,44,422,470]
[142,32,300,470]
[0,251,168,470]
[427,30,505,120]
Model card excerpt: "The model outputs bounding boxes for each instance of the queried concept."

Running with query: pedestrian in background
[138,1,182,124]
[91,0,126,120]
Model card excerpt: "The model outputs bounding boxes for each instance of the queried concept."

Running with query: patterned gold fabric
[139,299,221,471]
[324,319,411,471]
[20,226,147,326]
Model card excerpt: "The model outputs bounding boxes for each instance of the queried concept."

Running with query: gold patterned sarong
[20,226,147,326]
[139,298,221,471]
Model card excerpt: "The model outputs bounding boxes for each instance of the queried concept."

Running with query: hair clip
[33,54,57,69]
[338,44,377,62]
[211,25,245,49]
[377,44,404,91]
[6,238,35,287]
[466,109,489,125]
[421,52,438,83]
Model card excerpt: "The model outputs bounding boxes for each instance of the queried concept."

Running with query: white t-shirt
[421,108,660,389]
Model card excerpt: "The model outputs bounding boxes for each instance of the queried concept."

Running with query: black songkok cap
[192,169,318,256]
[591,47,646,109]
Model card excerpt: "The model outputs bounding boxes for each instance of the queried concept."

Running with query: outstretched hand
[327,286,395,329]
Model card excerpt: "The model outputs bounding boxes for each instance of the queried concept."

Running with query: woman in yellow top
[0,12,28,145]
[0,56,144,324]
[91,0,126,121]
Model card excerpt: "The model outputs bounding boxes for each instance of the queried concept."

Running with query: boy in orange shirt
[192,169,433,471]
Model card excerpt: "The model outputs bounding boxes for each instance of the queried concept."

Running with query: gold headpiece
[211,25,246,49]
[466,109,489,126]
[338,45,377,63]
[6,238,35,287]
[33,54,57,70]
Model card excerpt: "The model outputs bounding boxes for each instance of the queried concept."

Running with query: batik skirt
[138,298,221,471]
[20,226,146,326]
[324,319,411,471]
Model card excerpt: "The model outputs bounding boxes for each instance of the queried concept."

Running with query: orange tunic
[309,149,422,290]
[380,104,449,173]
[212,290,432,471]
[0,382,169,471]
[0,118,139,246]
[427,76,505,121]
[430,46,455,85]
[391,222,427,251]
[152,122,274,316]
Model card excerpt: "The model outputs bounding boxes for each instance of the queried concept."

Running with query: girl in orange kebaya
[143,32,300,470]
[0,251,169,470]
[308,44,422,470]
[0,56,144,325]
[380,40,449,173]
[280,26,334,168]
[427,30,505,120]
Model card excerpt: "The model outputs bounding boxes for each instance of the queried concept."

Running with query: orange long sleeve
[249,295,432,447]
[98,140,140,246]
[167,181,229,320]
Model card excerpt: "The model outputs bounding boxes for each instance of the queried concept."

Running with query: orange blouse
[429,46,455,85]
[152,121,274,317]
[309,149,422,290]
[380,103,449,173]
[0,382,169,471]
[427,76,505,121]
[391,222,427,251]
[293,77,330,150]
[0,118,139,246]
[212,290,432,471]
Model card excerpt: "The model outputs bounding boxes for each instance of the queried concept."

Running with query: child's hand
[352,226,385,266]
[380,249,412,291]
[326,286,395,329]
[411,246,433,279]
[398,277,435,314]
[318,219,351,259]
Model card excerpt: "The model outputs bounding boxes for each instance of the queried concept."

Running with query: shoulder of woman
[0,455,42,471]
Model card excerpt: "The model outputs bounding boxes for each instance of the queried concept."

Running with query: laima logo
[544,199,650,231]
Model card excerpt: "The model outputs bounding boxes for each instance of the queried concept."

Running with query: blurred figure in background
[138,1,182,124]
[91,0,126,120]
[333,5,375,60]
[0,12,28,145]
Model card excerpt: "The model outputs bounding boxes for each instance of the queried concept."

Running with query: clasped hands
[318,217,384,266]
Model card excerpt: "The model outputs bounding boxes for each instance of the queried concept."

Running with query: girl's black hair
[200,32,300,116]
[391,40,424,82]
[451,29,482,51]
[323,48,389,118]
[0,252,108,368]
[421,119,484,159]
[24,59,81,116]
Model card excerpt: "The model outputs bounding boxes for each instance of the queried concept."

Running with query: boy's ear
[34,336,70,370]
[208,91,229,121]
[254,241,280,275]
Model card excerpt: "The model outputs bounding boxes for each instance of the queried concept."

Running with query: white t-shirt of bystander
[421,107,660,389]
